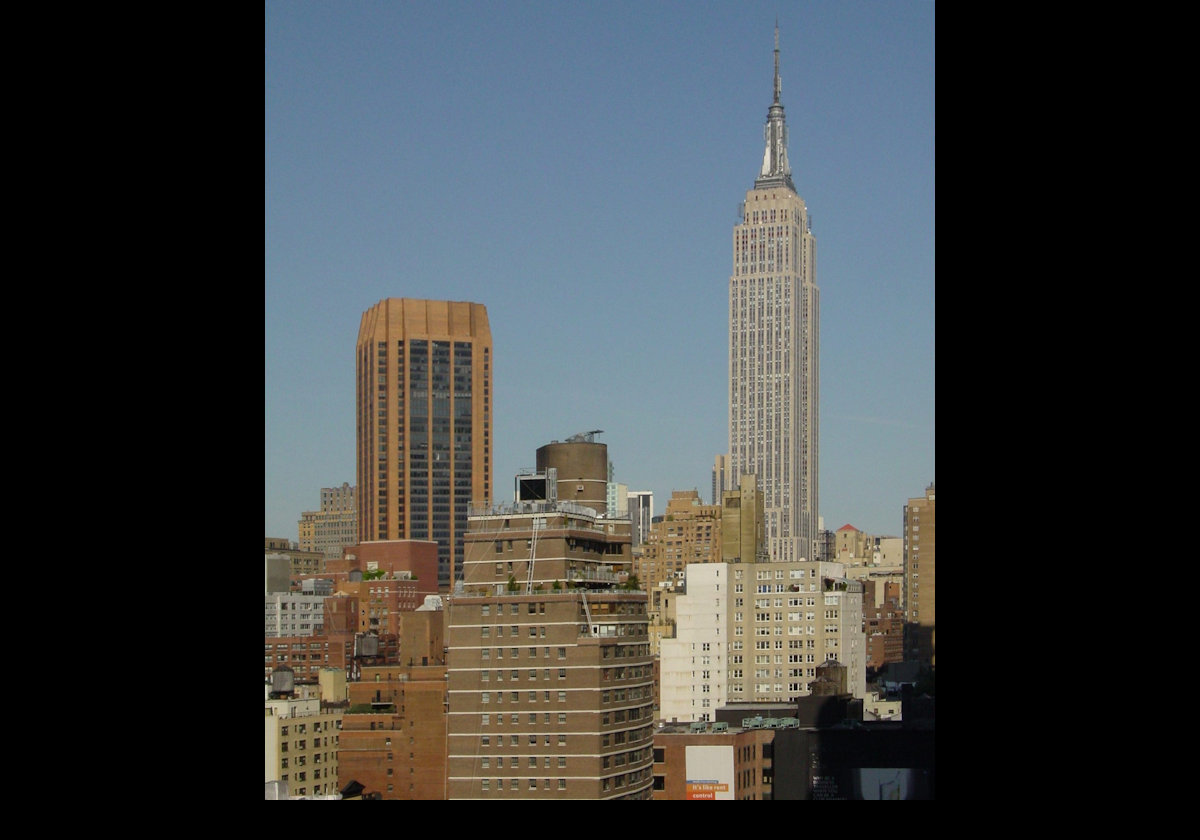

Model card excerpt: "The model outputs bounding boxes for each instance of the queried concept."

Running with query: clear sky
[265,0,935,544]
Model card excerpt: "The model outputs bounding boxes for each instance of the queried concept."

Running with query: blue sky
[265,0,935,544]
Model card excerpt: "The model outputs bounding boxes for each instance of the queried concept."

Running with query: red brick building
[338,665,449,800]
[863,581,904,674]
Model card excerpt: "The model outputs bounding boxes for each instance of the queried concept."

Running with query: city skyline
[266,2,935,545]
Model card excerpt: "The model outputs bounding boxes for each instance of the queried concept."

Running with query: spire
[755,22,795,192]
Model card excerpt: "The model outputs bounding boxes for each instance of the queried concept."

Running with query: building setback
[356,298,493,591]
[728,25,819,565]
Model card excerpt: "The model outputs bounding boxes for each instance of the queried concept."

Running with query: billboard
[684,744,735,800]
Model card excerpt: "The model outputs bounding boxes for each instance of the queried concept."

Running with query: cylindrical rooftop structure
[537,435,608,514]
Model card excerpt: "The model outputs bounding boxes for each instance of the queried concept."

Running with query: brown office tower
[445,433,655,799]
[356,298,493,591]
[903,482,935,670]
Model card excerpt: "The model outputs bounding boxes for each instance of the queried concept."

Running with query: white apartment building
[265,592,326,637]
[659,559,866,723]
[659,563,729,724]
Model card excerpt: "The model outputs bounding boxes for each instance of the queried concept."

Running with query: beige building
[445,436,655,799]
[264,537,324,579]
[264,681,344,798]
[728,27,820,566]
[356,298,493,591]
[834,523,873,562]
[659,560,866,724]
[721,474,765,565]
[634,490,721,595]
[903,483,935,668]
[299,482,358,560]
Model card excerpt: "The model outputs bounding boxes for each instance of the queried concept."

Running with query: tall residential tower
[356,298,493,590]
[728,26,819,565]
[445,435,655,800]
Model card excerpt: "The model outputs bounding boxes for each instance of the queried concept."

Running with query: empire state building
[728,26,819,564]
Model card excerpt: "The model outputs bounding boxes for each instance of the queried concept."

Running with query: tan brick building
[634,489,722,597]
[903,483,935,668]
[298,482,358,560]
[445,436,655,799]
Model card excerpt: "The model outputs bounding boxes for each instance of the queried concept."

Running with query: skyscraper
[356,298,493,590]
[728,26,819,565]
[903,482,935,669]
